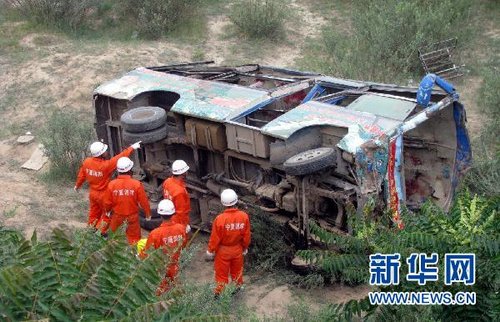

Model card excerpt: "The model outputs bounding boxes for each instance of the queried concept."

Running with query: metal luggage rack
[418,38,465,80]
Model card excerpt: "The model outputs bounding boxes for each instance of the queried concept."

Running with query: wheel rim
[291,148,328,162]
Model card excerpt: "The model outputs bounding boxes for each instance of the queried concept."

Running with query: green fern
[296,193,499,321]
[0,225,253,321]
[0,226,173,321]
[309,222,369,254]
[471,236,500,256]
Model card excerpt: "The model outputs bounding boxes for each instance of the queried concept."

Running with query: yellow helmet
[136,238,147,254]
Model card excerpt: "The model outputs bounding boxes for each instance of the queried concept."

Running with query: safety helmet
[136,238,147,254]
[172,159,189,175]
[221,189,238,207]
[157,199,175,216]
[90,141,108,157]
[117,157,134,173]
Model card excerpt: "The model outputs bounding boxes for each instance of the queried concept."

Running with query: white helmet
[221,189,238,207]
[172,160,189,175]
[90,141,108,157]
[157,199,175,216]
[117,157,134,173]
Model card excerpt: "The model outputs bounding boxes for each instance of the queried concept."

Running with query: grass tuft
[229,0,286,39]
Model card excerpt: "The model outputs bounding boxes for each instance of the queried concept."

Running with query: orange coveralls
[162,177,191,226]
[75,147,133,233]
[208,208,251,294]
[143,221,187,295]
[104,174,151,245]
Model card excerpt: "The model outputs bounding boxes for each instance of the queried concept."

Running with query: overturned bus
[93,62,471,240]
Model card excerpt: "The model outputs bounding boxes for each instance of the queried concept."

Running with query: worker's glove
[73,186,78,192]
[131,141,142,150]
[205,251,215,261]
[242,249,248,256]
[145,216,151,222]
[185,224,191,234]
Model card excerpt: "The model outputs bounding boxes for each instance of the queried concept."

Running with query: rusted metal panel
[226,122,272,158]
[315,76,366,88]
[387,134,405,229]
[94,67,270,122]
[354,138,389,193]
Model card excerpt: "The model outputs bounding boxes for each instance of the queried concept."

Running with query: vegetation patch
[299,0,473,83]
[229,0,286,39]
[6,0,98,31]
[0,226,251,320]
[246,210,295,272]
[2,0,205,40]
[296,193,500,321]
[124,0,201,39]
[39,111,94,181]
[465,64,500,197]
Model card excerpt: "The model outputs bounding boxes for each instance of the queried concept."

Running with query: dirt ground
[185,235,370,318]
[0,0,495,318]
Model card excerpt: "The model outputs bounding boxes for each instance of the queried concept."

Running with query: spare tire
[121,106,167,133]
[122,125,168,144]
[139,206,161,219]
[283,147,336,176]
[140,216,163,231]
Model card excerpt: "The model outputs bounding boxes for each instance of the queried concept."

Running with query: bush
[0,226,251,320]
[300,0,473,82]
[123,0,200,39]
[39,111,94,181]
[7,0,98,31]
[229,0,286,39]
[297,193,500,321]
[465,65,500,196]
[246,210,295,271]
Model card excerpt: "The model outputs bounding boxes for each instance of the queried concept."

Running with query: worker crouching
[104,156,151,245]
[142,199,187,296]
[207,189,251,296]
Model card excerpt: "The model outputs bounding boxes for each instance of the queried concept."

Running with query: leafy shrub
[39,110,94,181]
[297,193,500,321]
[0,227,166,320]
[7,0,98,31]
[230,0,286,39]
[246,210,295,271]
[300,0,473,82]
[121,0,200,39]
[0,226,250,320]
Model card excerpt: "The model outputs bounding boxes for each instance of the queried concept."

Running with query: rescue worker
[74,140,142,234]
[142,199,187,295]
[206,189,251,296]
[104,156,151,245]
[162,160,191,232]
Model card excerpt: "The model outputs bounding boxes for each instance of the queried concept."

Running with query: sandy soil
[184,235,371,319]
